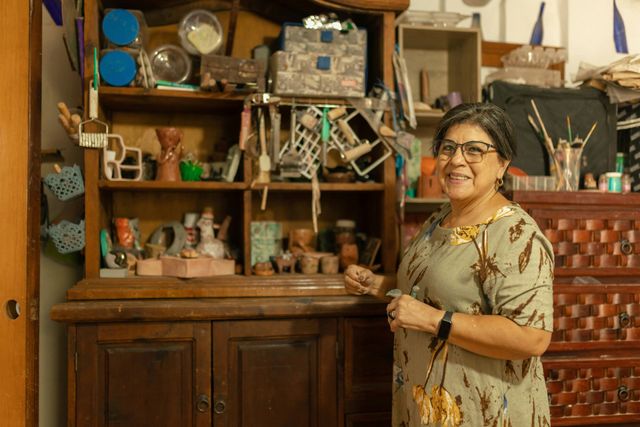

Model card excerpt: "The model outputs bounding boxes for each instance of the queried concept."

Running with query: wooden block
[199,55,265,91]
[161,256,235,278]
[136,258,163,276]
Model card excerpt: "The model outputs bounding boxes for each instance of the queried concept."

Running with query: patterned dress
[393,203,554,427]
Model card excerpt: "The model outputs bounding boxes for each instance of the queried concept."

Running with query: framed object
[359,237,381,266]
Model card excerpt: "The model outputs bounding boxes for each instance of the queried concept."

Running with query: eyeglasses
[433,139,497,163]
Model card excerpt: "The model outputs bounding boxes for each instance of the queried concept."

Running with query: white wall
[410,0,640,82]
[40,6,84,427]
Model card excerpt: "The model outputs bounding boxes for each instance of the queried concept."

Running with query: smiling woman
[344,103,554,426]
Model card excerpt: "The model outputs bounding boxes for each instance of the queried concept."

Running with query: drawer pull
[196,394,210,413]
[214,399,226,414]
[618,385,630,402]
[620,239,633,255]
[619,312,631,328]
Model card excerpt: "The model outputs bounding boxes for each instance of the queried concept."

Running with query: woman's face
[436,123,508,203]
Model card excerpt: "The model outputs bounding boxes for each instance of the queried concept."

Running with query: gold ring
[388,310,396,320]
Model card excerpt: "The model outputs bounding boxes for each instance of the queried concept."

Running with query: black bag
[489,81,616,179]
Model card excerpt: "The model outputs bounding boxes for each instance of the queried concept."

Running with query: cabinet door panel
[213,319,337,427]
[343,317,393,414]
[76,322,211,427]
[345,412,392,427]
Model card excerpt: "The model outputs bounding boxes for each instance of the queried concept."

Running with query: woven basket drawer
[551,285,640,347]
[529,209,640,273]
[544,358,640,425]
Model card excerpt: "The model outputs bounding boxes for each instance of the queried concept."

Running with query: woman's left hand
[386,295,441,334]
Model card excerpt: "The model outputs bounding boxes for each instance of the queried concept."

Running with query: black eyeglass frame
[433,139,498,163]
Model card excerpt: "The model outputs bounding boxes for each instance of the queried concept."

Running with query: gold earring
[495,177,504,190]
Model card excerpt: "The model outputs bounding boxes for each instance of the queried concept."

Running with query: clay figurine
[274,252,296,273]
[183,212,199,249]
[196,207,224,259]
[155,127,183,182]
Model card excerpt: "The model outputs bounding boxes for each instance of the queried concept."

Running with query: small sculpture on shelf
[155,127,183,181]
[196,207,224,259]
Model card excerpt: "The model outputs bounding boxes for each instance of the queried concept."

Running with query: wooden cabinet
[74,322,212,427]
[514,191,640,426]
[55,298,394,427]
[60,1,405,425]
[212,319,337,427]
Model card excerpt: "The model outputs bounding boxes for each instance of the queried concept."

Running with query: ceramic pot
[300,254,319,274]
[320,255,339,274]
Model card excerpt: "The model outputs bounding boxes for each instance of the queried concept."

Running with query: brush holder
[555,147,582,191]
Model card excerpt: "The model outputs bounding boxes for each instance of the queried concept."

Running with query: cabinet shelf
[99,87,355,113]
[252,182,385,191]
[98,180,247,191]
[66,274,352,300]
[98,180,385,192]
[100,86,246,112]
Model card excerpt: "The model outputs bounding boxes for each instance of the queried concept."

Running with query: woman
[344,103,553,426]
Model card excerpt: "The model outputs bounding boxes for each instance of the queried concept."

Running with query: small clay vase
[289,228,315,256]
[300,254,319,274]
[339,243,359,271]
[320,255,339,274]
[155,127,183,182]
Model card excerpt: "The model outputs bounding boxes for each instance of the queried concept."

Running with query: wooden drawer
[544,358,640,425]
[551,285,640,348]
[529,209,640,273]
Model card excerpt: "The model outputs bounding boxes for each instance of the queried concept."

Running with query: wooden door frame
[0,0,41,425]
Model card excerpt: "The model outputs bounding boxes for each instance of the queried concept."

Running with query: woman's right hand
[343,264,377,296]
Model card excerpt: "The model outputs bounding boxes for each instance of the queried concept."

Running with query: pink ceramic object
[155,127,183,181]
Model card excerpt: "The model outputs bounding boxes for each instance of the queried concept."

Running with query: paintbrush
[527,114,544,141]
[530,99,564,189]
[576,121,598,161]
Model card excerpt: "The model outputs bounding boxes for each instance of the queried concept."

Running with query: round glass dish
[150,44,192,83]
[178,9,223,55]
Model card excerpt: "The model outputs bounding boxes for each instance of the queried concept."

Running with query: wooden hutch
[52,0,406,426]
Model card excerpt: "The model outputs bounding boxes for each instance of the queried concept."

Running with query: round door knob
[618,385,630,402]
[619,312,631,328]
[196,394,210,413]
[214,399,226,414]
[620,239,633,255]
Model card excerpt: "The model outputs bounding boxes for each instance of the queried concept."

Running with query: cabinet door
[213,319,337,427]
[75,322,211,427]
[343,317,394,418]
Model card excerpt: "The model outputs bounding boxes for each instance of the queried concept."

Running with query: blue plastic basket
[44,164,85,201]
[48,220,85,254]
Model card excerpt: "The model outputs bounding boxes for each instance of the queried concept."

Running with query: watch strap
[437,311,454,341]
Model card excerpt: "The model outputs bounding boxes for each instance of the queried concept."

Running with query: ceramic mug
[320,255,339,274]
[300,254,319,274]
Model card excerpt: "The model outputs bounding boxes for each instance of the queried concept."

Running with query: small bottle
[334,219,356,251]
[616,152,625,173]
[607,172,622,193]
[622,173,632,194]
[598,174,608,192]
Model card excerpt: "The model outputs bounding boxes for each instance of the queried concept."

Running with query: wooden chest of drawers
[513,191,640,426]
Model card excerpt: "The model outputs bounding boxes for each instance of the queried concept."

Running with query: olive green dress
[393,203,553,427]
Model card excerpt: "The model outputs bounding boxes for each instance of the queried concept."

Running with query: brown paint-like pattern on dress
[518,232,536,273]
[509,218,526,243]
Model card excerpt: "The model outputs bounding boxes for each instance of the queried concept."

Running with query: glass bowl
[178,9,223,55]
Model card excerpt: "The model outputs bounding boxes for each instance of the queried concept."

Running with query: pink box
[161,257,235,278]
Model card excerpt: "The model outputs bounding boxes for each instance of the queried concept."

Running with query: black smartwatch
[437,311,454,341]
